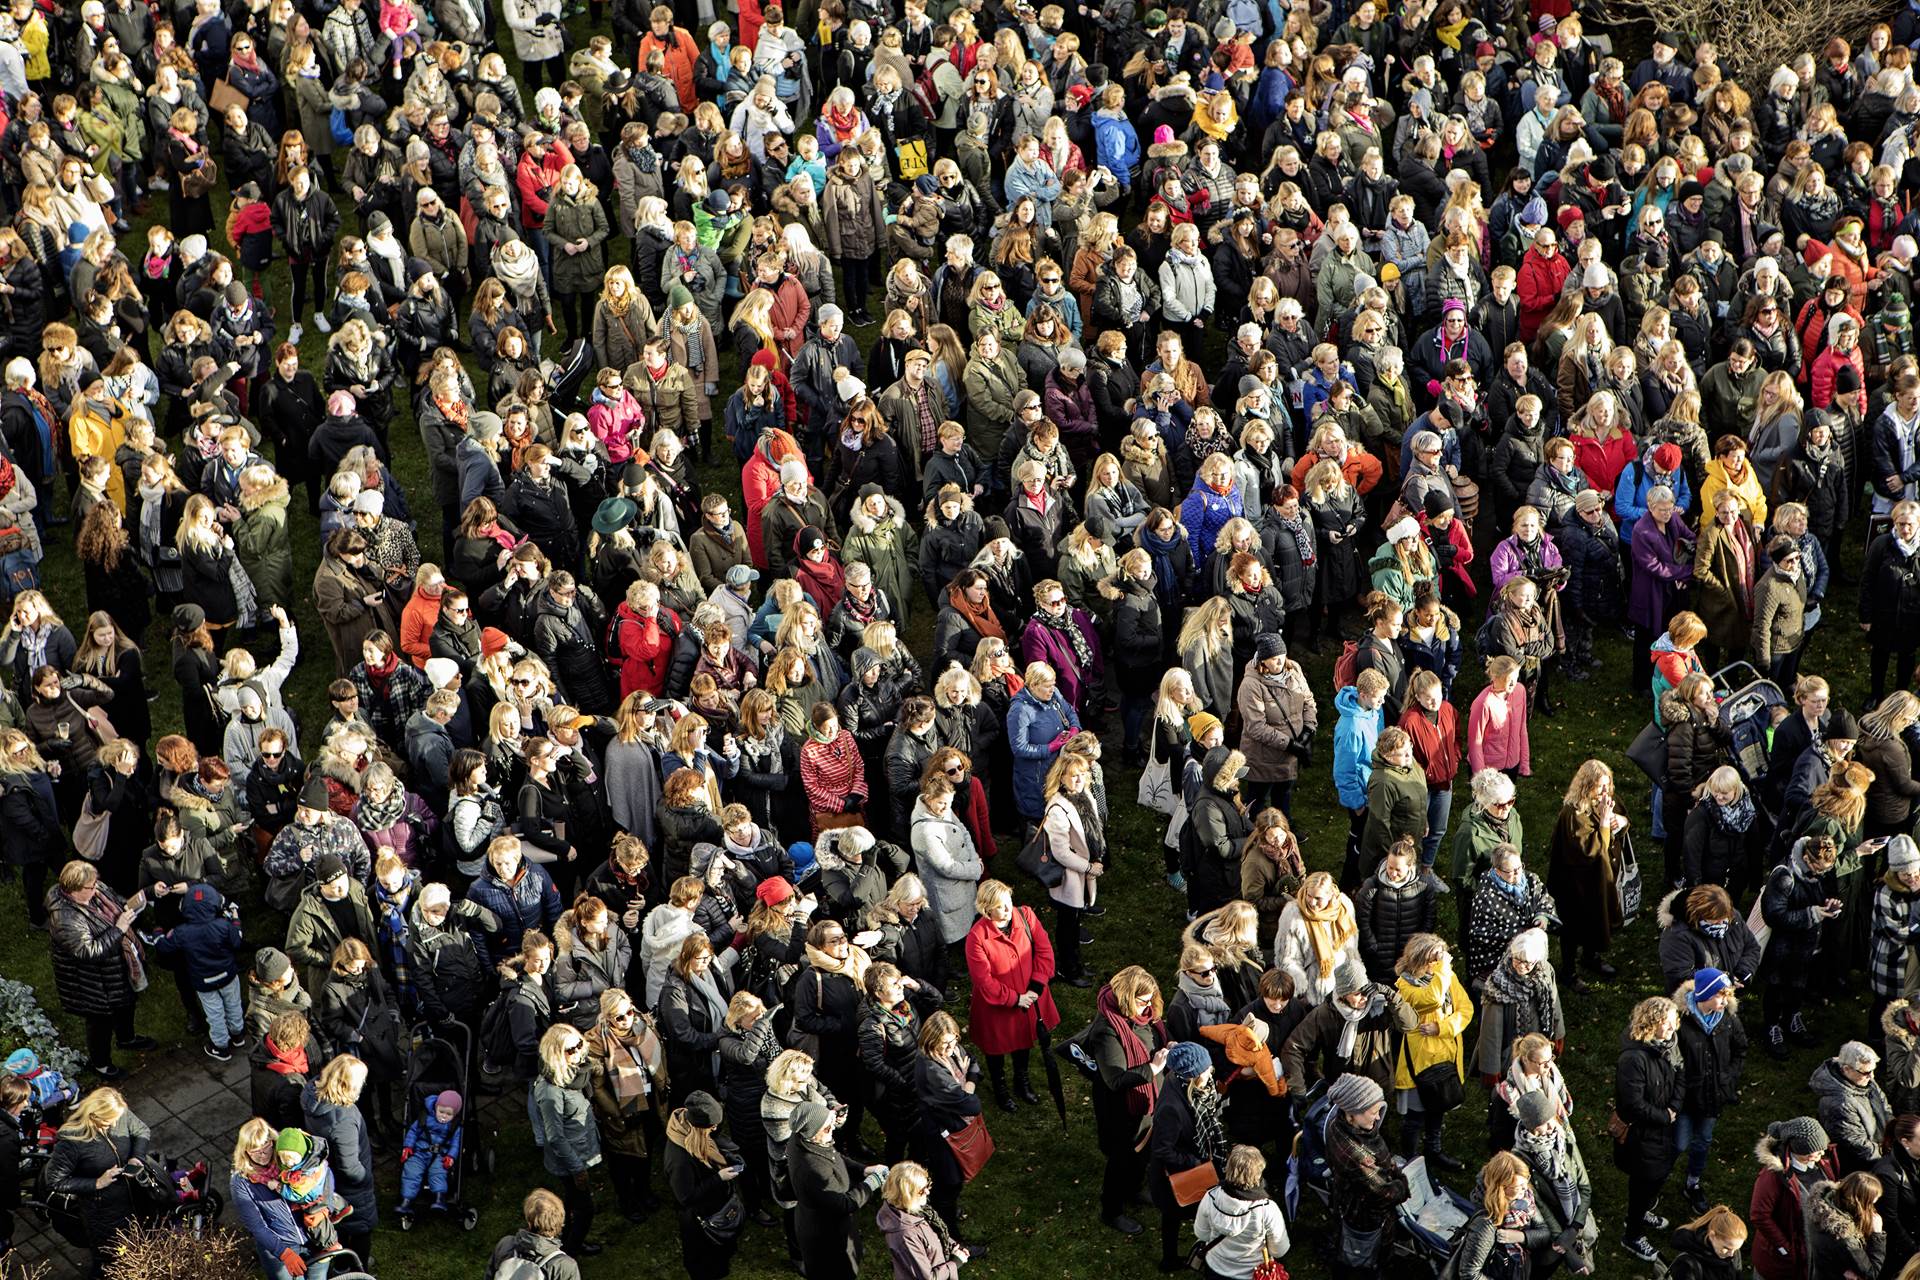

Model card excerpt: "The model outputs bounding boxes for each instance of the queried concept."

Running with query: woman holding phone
[46,860,155,1081]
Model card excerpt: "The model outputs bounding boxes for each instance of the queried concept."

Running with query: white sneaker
[287,322,304,346]
[313,312,333,334]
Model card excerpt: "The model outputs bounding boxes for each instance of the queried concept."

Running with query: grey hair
[1645,485,1676,506]
[1470,768,1515,807]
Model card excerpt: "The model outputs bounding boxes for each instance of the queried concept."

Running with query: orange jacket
[400,586,442,668]
[639,27,700,111]
[1199,1022,1285,1096]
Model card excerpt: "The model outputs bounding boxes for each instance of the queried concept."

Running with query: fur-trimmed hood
[814,824,876,873]
[924,490,976,525]
[1884,998,1919,1051]
[1659,687,1697,726]
[240,475,291,512]
[1805,1179,1866,1245]
[850,495,908,535]
[1656,888,1687,930]
[1754,1131,1791,1173]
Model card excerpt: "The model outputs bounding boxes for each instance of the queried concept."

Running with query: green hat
[668,283,694,310]
[1145,7,1167,25]
[275,1129,313,1159]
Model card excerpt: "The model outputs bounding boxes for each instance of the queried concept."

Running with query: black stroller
[32,1150,225,1247]
[394,1020,494,1232]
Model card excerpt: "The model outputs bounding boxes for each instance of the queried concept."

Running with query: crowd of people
[10,0,1920,1276]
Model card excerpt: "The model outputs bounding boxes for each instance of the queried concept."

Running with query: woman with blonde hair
[531,1021,602,1253]
[1748,369,1803,495]
[1274,871,1361,1007]
[1616,996,1685,1260]
[302,1053,377,1262]
[590,264,660,375]
[1549,760,1630,985]
[1175,595,1237,715]
[1392,933,1474,1171]
[45,1086,152,1269]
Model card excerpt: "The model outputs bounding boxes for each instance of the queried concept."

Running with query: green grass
[0,46,1878,1280]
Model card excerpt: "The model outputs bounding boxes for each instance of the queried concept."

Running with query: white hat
[1386,517,1421,544]
[1582,262,1609,288]
[423,657,460,690]
[353,490,385,515]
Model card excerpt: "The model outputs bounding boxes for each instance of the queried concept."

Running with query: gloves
[442,1155,455,1169]
[401,1148,414,1162]
[280,1249,308,1277]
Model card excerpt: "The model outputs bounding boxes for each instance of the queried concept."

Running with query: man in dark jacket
[405,884,498,1030]
[1558,490,1624,678]
[789,307,866,460]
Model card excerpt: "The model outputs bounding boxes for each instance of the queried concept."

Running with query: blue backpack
[329,107,354,147]
[0,526,40,602]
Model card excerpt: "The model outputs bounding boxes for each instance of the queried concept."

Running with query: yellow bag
[895,138,930,181]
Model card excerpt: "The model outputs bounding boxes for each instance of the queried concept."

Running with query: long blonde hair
[1176,596,1233,662]
[60,1088,127,1140]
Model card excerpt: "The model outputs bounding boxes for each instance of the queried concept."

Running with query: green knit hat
[667,284,694,310]
[275,1129,313,1162]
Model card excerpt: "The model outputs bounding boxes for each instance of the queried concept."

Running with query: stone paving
[8,1046,525,1276]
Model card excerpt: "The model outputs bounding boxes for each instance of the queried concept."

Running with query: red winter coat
[1810,343,1865,411]
[959,774,995,860]
[765,273,811,367]
[964,906,1061,1054]
[1516,247,1571,342]
[1572,430,1637,498]
[515,143,572,230]
[638,27,700,110]
[1420,512,1476,599]
[1749,1140,1839,1280]
[742,431,808,569]
[608,602,679,698]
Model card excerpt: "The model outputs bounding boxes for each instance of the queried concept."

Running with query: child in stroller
[274,1128,351,1259]
[398,1090,464,1214]
[5,1049,78,1141]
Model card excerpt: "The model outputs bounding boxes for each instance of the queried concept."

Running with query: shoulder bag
[68,694,118,746]
[71,792,110,861]
[1015,822,1066,889]
[1169,1160,1220,1207]
[944,1113,995,1181]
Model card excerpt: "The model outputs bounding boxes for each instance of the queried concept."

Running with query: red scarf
[1096,983,1166,1117]
[824,102,863,144]
[265,1033,309,1077]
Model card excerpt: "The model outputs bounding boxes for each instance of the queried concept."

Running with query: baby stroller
[395,1020,493,1232]
[32,1151,224,1247]
[1711,662,1789,791]
[1392,1157,1478,1275]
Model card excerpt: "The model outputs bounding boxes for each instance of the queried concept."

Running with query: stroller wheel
[482,1147,496,1174]
[463,1207,480,1231]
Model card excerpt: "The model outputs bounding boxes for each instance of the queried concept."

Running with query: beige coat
[1043,792,1100,910]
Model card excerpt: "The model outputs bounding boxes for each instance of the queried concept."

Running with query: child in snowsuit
[274,1127,348,1256]
[397,1090,465,1212]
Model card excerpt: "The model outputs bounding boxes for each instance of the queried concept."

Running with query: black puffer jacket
[1862,531,1920,634]
[1656,891,1764,988]
[1673,979,1748,1117]
[1354,868,1437,982]
[47,885,139,1018]
[528,585,614,715]
[1613,1033,1683,1180]
[404,897,496,1026]
[1661,690,1726,806]
[1680,796,1768,890]
[1112,576,1163,668]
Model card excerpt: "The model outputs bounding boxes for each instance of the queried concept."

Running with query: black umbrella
[1035,1006,1068,1130]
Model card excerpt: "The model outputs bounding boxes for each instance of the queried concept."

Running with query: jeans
[1673,1112,1718,1183]
[1421,787,1453,868]
[195,979,245,1049]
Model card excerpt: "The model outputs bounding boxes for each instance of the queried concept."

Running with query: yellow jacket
[1393,962,1475,1089]
[67,397,127,510]
[1699,457,1768,530]
[18,13,46,83]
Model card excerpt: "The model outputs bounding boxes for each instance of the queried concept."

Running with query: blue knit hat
[1165,1042,1211,1081]
[1693,968,1731,1002]
[1519,196,1548,227]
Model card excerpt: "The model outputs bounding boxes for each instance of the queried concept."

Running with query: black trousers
[1100,1140,1147,1219]
[1626,1165,1672,1239]
[83,1006,137,1069]
[557,1171,596,1253]
[1054,901,1084,978]
[1872,638,1918,705]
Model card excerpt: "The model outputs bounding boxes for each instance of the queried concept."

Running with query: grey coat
[909,795,984,944]
[532,1070,603,1176]
[822,168,887,261]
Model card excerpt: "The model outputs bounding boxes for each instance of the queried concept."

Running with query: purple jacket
[1629,510,1696,631]
[1488,534,1564,593]
[1020,609,1105,712]
[1044,372,1097,447]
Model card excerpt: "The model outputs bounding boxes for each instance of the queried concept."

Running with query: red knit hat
[1556,205,1584,230]
[1804,238,1832,267]
[1651,443,1683,474]
[755,878,795,908]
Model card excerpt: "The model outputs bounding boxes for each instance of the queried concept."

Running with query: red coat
[609,602,679,698]
[1516,247,1571,342]
[1571,430,1637,498]
[515,143,572,230]
[765,273,811,367]
[1750,1143,1839,1280]
[1809,343,1865,411]
[638,27,701,110]
[960,775,995,860]
[736,0,764,54]
[1419,512,1476,598]
[741,427,807,569]
[965,907,1061,1054]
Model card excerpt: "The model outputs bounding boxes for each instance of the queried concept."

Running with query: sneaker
[1103,1213,1143,1235]
[313,312,333,334]
[1622,1237,1660,1262]
[287,322,304,347]
[1789,1013,1819,1046]
[1166,871,1187,892]
[1082,903,1108,918]
[1684,1182,1710,1216]
[1767,1024,1790,1061]
[203,1041,232,1062]
[1644,1213,1670,1231]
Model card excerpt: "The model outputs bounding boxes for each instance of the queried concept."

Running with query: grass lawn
[0,53,1876,1280]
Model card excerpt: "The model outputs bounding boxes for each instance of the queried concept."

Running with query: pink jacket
[586,388,645,464]
[1467,684,1530,775]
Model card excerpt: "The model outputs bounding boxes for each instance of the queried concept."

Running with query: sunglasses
[261,749,284,759]
[511,677,535,688]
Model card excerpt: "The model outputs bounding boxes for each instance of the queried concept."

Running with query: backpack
[1332,639,1361,690]
[328,106,354,147]
[0,526,40,602]
[493,1244,550,1280]
[911,63,940,124]
[477,985,518,1077]
[1474,610,1504,658]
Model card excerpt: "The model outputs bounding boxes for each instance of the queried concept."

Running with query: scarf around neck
[1298,895,1356,978]
[1177,970,1231,1026]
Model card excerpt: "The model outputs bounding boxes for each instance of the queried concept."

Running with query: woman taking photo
[663,1090,746,1280]
[1449,1151,1551,1278]
[1805,1171,1888,1280]
[47,860,153,1080]
[910,1010,983,1237]
[963,879,1060,1114]
[532,1023,603,1257]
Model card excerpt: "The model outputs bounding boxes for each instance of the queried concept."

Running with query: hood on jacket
[1885,998,1920,1051]
[815,825,876,873]
[1334,684,1368,718]
[180,882,227,923]
[1805,1179,1867,1245]
[1807,1057,1873,1106]
[1655,888,1690,931]
[1673,977,1739,1019]
[1658,687,1697,726]
[850,495,908,534]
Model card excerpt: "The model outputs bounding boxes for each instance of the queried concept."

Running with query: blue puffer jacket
[1006,685,1080,820]
[1180,478,1245,570]
[1332,684,1382,810]
[464,862,562,966]
[151,884,242,992]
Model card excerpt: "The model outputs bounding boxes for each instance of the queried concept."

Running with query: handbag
[1137,755,1174,815]
[1613,830,1644,923]
[784,972,825,1058]
[1747,885,1772,952]
[68,696,118,746]
[1185,1234,1219,1273]
[71,794,110,861]
[943,1113,995,1181]
[1015,823,1066,889]
[1400,1035,1464,1112]
[697,1189,747,1243]
[1169,1160,1219,1207]
[1607,1108,1631,1143]
[1625,720,1669,786]
[208,78,249,116]
[895,137,930,180]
